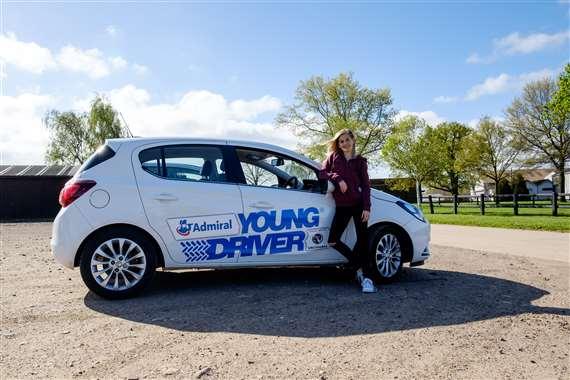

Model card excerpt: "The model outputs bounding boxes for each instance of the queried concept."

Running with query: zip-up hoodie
[321,151,371,211]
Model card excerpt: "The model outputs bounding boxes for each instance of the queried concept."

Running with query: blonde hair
[327,129,356,156]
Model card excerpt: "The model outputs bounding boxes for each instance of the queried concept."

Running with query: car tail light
[59,180,96,207]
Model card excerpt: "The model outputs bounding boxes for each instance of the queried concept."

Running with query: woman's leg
[328,206,357,267]
[351,205,372,278]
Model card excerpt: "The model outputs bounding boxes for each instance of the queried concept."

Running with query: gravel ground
[1,222,569,379]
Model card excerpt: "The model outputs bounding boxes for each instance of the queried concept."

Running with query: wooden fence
[422,193,570,216]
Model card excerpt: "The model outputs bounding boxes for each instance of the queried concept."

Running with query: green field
[420,201,570,232]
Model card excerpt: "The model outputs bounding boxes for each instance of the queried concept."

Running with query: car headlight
[396,200,426,222]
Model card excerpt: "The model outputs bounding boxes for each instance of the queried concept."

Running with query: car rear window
[79,144,116,173]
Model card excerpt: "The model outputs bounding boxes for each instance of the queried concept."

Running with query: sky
[0,0,568,177]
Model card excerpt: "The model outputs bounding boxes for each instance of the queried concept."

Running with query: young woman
[322,129,376,293]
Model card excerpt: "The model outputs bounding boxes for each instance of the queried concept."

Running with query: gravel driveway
[1,222,569,379]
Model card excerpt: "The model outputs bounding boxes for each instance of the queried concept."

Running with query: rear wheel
[79,227,156,299]
[368,225,405,284]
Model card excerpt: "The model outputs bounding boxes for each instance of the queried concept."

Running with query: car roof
[107,137,321,169]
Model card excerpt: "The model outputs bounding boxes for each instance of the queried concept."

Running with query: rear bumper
[51,204,93,269]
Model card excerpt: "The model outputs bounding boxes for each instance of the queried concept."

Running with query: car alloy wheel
[90,238,147,291]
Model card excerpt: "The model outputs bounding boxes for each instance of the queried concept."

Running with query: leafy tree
[45,95,127,165]
[381,115,436,204]
[505,75,570,196]
[276,72,395,162]
[474,116,520,202]
[547,63,570,130]
[497,178,513,195]
[425,122,480,196]
[511,173,529,195]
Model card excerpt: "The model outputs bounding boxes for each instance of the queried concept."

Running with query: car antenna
[119,112,135,138]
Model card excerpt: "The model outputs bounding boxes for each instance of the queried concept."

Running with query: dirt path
[431,224,570,263]
[1,223,569,379]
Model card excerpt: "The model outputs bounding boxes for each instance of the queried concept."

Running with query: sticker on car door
[171,207,329,262]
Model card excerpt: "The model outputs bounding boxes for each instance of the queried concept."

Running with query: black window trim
[228,144,324,194]
[138,143,242,185]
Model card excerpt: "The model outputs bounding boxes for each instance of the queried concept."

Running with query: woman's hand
[338,180,348,193]
[361,210,370,222]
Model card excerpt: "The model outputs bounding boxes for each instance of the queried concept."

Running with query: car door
[228,146,345,265]
[133,143,244,267]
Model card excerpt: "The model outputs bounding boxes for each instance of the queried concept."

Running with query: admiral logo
[176,219,191,236]
[168,214,240,240]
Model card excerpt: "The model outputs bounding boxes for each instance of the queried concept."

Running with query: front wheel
[79,227,156,299]
[368,225,405,283]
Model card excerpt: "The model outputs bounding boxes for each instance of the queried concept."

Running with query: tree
[276,72,395,162]
[381,116,436,204]
[511,173,529,195]
[547,63,570,130]
[474,116,520,203]
[425,122,480,196]
[505,75,570,197]
[45,96,127,165]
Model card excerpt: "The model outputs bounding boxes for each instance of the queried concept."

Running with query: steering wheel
[284,176,299,189]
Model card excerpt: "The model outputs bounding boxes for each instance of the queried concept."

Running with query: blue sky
[1,1,568,177]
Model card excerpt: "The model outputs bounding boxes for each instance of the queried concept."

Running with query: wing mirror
[270,157,285,166]
[318,179,334,194]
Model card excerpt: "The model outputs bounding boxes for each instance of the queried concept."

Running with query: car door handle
[249,201,274,210]
[153,193,178,201]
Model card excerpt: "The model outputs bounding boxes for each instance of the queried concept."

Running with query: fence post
[513,193,518,215]
[552,192,558,216]
[532,194,535,208]
[453,194,458,214]
[428,195,434,214]
[480,194,485,215]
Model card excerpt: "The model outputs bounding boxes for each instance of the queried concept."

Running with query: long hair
[327,129,356,156]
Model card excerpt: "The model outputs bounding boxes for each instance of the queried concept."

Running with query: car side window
[235,148,320,192]
[139,145,230,183]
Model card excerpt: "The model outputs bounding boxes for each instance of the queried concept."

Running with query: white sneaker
[361,278,377,293]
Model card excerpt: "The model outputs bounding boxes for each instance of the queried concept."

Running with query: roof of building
[0,165,79,177]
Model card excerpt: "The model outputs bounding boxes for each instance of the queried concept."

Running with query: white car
[51,138,430,299]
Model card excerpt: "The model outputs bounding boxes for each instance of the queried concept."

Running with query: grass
[420,201,570,232]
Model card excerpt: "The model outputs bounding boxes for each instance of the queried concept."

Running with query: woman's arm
[360,158,371,211]
[320,154,342,184]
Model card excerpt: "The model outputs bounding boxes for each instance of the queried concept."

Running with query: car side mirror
[270,157,285,166]
[319,178,333,194]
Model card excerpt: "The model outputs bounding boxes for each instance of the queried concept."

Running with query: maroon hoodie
[321,151,371,211]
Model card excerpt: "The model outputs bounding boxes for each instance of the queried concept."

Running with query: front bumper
[404,219,431,263]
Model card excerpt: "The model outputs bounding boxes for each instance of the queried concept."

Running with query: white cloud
[109,56,128,70]
[465,68,555,101]
[2,86,289,164]
[0,93,54,164]
[496,31,570,55]
[132,63,149,75]
[56,46,110,79]
[0,33,56,74]
[396,110,445,126]
[229,95,282,120]
[0,32,146,79]
[99,85,294,147]
[433,95,458,104]
[467,30,570,64]
[105,25,118,37]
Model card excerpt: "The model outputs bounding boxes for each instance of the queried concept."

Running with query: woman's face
[338,133,354,155]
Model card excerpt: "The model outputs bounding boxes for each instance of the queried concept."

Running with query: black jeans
[328,204,372,277]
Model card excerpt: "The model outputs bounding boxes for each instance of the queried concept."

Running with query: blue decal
[179,207,321,262]
[181,240,210,262]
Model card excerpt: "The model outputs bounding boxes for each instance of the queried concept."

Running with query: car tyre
[79,227,156,299]
[367,225,405,284]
